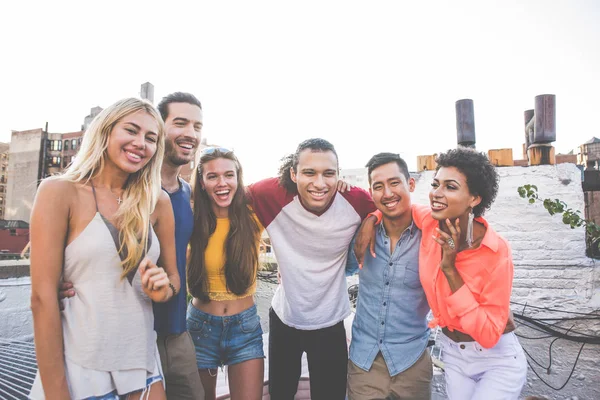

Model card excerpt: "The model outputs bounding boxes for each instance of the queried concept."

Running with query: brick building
[0,220,29,255]
[4,128,45,222]
[578,137,600,169]
[0,142,9,219]
[4,125,86,222]
[59,131,84,169]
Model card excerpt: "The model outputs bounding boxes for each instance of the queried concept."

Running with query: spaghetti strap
[90,182,99,212]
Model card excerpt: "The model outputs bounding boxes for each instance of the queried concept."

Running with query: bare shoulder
[36,178,76,206]
[156,190,172,210]
[152,190,173,224]
[31,178,75,231]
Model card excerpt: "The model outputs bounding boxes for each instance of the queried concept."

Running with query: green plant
[518,184,600,253]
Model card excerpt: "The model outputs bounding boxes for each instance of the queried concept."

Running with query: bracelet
[169,282,177,298]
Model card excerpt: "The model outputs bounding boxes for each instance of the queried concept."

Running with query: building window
[64,140,69,151]
[49,156,61,166]
[49,140,63,151]
[72,139,78,150]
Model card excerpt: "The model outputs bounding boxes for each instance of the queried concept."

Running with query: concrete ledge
[0,260,30,279]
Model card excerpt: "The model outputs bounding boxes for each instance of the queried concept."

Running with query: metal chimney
[456,99,475,148]
[141,82,155,104]
[533,94,556,144]
[527,94,557,165]
[524,109,535,151]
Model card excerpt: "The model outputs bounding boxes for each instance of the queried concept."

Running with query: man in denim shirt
[347,153,431,400]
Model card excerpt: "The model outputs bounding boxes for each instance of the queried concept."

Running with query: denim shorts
[186,302,265,369]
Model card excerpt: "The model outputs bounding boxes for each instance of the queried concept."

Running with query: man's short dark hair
[365,153,410,185]
[278,138,339,193]
[157,92,202,121]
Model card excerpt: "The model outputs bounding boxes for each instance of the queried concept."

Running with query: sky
[1,0,599,183]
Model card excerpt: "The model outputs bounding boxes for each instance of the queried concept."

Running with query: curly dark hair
[278,138,339,193]
[435,147,499,217]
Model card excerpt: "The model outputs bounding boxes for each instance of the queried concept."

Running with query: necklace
[109,188,123,205]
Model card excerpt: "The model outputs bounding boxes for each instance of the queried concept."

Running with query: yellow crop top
[205,217,263,301]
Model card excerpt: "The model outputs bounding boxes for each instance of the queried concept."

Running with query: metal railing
[0,338,37,400]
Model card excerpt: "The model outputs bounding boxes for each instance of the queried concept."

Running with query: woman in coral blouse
[414,147,527,399]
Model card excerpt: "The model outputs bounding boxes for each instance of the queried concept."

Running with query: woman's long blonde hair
[60,97,165,279]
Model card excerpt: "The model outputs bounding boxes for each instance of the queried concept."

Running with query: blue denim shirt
[347,221,430,376]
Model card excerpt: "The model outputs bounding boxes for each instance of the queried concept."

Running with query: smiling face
[429,166,481,220]
[290,149,338,214]
[201,157,239,218]
[104,110,159,175]
[163,102,203,166]
[370,162,415,221]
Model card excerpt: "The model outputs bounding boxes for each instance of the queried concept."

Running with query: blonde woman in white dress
[29,98,180,400]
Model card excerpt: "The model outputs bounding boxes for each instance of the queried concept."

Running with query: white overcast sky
[1,0,599,183]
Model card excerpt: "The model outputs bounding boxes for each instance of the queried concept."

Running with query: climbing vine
[518,184,600,255]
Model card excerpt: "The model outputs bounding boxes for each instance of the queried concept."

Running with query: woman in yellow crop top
[186,147,264,400]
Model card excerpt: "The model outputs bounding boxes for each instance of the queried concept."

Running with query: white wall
[0,260,33,341]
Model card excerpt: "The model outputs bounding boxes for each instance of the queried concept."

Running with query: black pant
[268,308,348,400]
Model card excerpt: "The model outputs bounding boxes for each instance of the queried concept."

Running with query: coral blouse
[412,204,513,348]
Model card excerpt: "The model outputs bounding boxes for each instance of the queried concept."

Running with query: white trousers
[439,332,528,400]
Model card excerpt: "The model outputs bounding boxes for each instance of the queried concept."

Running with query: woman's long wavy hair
[188,149,261,302]
[58,97,165,279]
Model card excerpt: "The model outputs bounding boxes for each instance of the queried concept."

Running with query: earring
[467,208,474,248]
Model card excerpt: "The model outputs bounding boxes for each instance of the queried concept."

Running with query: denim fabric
[348,222,430,376]
[186,303,265,369]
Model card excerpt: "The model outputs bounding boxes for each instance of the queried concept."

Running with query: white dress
[29,211,163,400]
